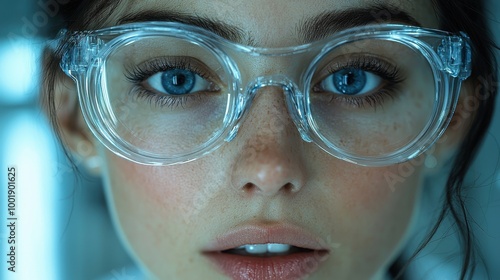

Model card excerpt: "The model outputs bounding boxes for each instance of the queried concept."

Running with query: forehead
[110,0,439,47]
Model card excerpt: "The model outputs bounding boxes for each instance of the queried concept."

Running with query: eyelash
[124,57,214,108]
[315,56,405,108]
[125,56,403,110]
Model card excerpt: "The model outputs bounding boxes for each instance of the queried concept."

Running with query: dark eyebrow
[298,4,422,42]
[118,10,252,44]
[119,4,422,46]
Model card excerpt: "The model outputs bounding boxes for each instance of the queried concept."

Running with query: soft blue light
[0,39,41,105]
[1,110,59,280]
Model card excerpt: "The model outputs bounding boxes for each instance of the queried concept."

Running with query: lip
[203,222,330,280]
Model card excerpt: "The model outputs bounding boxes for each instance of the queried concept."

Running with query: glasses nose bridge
[246,74,296,94]
[244,73,299,117]
[239,74,312,143]
[240,51,304,84]
[226,53,313,143]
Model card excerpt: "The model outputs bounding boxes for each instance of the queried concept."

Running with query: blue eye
[319,67,382,95]
[161,69,195,95]
[146,68,212,96]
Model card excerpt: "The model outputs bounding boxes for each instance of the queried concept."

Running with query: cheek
[336,164,420,212]
[351,166,421,260]
[107,157,199,224]
[100,150,221,270]
[312,159,423,269]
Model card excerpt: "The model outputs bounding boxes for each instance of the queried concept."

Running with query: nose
[230,86,307,197]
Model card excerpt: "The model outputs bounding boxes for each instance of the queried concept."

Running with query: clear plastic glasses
[59,22,471,166]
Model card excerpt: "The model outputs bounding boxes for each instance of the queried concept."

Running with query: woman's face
[75,0,450,279]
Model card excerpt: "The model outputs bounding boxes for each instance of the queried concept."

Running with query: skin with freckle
[61,0,471,279]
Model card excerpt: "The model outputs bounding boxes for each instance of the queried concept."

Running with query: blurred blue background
[0,1,498,279]
[0,1,133,279]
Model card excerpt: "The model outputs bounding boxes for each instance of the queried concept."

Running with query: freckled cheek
[102,153,215,241]
[330,165,422,260]
[330,164,413,205]
[348,166,419,208]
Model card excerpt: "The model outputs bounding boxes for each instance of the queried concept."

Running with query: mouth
[203,223,330,280]
[222,243,315,256]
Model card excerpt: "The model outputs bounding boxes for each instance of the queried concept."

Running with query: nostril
[240,182,298,195]
[283,183,295,192]
[242,183,256,193]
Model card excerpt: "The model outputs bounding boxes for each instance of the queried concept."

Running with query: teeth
[235,243,292,254]
[267,243,291,253]
[246,244,268,254]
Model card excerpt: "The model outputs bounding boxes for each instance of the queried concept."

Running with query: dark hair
[41,1,499,279]
[397,1,498,279]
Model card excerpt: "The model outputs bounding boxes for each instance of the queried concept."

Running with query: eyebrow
[298,4,422,42]
[118,10,252,44]
[118,4,422,45]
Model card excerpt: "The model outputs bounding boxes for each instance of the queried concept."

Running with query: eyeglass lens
[101,35,435,158]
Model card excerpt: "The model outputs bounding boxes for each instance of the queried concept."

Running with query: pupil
[173,74,186,86]
[333,68,366,95]
[161,69,196,95]
[344,73,355,85]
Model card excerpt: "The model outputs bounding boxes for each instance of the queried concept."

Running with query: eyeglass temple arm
[58,30,473,80]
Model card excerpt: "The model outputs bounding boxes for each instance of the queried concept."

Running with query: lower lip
[205,251,329,280]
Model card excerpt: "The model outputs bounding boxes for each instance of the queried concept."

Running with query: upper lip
[203,222,330,252]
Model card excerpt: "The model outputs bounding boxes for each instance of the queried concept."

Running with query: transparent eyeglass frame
[58,21,472,166]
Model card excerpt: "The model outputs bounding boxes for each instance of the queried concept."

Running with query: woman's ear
[53,72,102,175]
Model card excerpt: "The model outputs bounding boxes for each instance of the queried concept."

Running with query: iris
[160,69,196,95]
[333,68,367,95]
